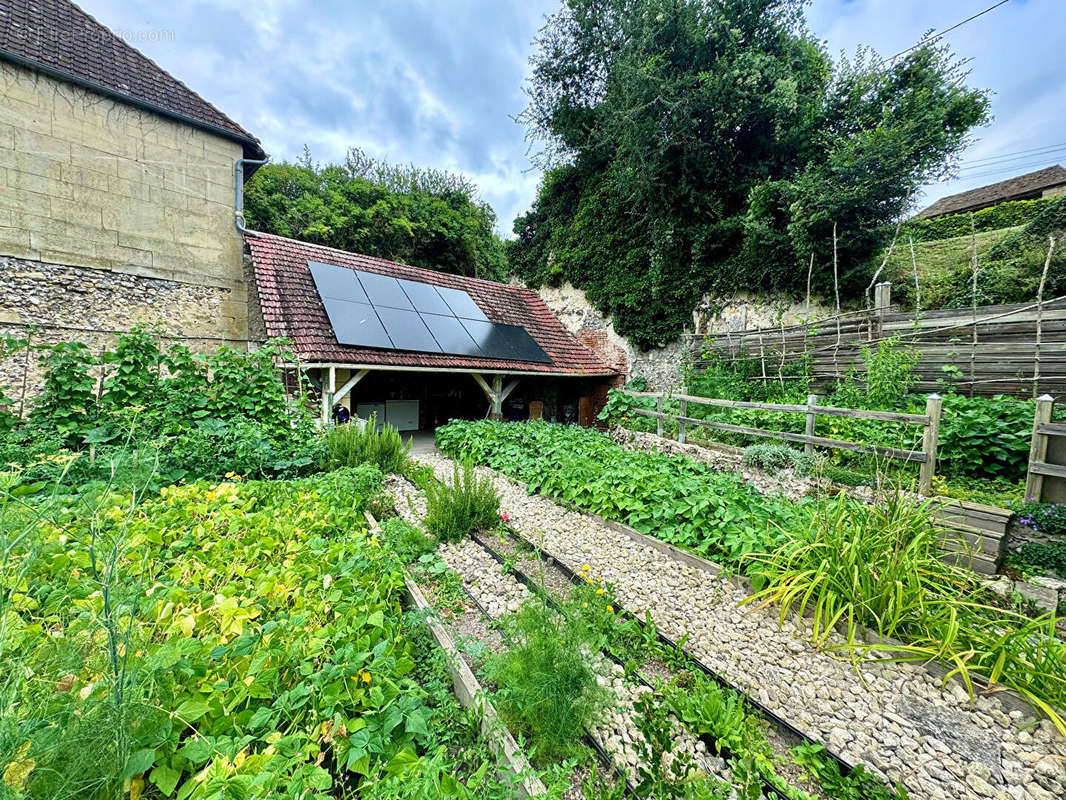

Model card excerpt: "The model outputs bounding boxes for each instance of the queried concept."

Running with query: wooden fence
[622,389,943,493]
[689,285,1066,397]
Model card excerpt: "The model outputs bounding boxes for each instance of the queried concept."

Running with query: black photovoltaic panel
[459,319,550,363]
[356,271,415,310]
[398,278,454,315]
[422,313,484,357]
[436,285,489,321]
[309,260,369,303]
[320,297,392,349]
[308,260,551,363]
[375,307,442,353]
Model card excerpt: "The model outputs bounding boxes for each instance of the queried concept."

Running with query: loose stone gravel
[412,453,1066,800]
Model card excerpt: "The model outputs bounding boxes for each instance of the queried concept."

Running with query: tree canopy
[508,0,990,347]
[244,148,508,281]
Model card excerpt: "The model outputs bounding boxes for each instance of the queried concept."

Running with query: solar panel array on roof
[307,260,551,363]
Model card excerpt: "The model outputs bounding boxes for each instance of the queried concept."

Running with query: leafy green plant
[381,517,438,564]
[31,341,97,443]
[436,420,799,563]
[1012,501,1066,537]
[321,416,412,474]
[488,599,610,761]
[792,742,908,800]
[1006,542,1066,580]
[423,461,500,543]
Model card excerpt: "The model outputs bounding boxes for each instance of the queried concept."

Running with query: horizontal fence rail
[623,389,943,493]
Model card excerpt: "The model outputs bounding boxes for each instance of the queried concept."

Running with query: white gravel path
[413,453,1066,800]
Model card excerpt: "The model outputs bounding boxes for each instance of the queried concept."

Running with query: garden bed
[423,432,1066,800]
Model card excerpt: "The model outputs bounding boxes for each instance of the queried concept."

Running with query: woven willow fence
[688,285,1066,397]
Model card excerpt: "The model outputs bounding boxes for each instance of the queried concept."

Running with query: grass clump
[488,600,610,761]
[321,417,411,474]
[423,461,500,542]
[746,492,1066,733]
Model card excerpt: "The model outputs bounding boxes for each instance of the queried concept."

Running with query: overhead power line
[962,141,1066,166]
[886,0,1010,62]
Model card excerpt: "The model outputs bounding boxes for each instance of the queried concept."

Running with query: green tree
[510,0,989,347]
[244,147,508,281]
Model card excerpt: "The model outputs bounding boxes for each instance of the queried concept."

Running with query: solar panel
[375,307,442,353]
[422,313,484,357]
[321,297,392,349]
[436,285,489,321]
[460,319,550,363]
[356,271,415,310]
[309,260,369,303]
[308,260,550,363]
[398,279,454,315]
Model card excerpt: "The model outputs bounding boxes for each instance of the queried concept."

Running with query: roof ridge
[248,229,522,292]
[0,0,263,155]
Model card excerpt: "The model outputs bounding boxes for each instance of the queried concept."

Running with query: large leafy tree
[245,148,508,281]
[510,0,990,347]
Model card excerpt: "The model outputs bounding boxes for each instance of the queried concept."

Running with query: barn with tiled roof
[246,232,621,428]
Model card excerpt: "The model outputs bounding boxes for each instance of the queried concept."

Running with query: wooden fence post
[801,396,818,454]
[804,394,819,455]
[678,392,688,444]
[918,393,942,495]
[1025,394,1055,502]
[656,394,664,438]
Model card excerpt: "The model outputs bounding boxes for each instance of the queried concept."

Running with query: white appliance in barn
[356,400,420,431]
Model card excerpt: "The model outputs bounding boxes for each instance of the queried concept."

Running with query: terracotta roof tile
[246,232,619,376]
[0,0,264,157]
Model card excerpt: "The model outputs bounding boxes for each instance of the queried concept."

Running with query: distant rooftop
[916,165,1066,219]
[0,0,265,159]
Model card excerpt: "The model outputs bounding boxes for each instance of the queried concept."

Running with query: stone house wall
[0,60,254,408]
[0,61,249,340]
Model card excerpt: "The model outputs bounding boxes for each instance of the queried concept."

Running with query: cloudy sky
[77,0,1063,235]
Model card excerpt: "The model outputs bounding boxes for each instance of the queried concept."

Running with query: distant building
[916,165,1066,219]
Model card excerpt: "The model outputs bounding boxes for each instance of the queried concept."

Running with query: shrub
[1006,542,1066,580]
[902,196,1054,243]
[422,461,500,542]
[321,417,411,474]
[488,599,610,761]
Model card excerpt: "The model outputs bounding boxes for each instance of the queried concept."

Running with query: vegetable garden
[2,328,1065,800]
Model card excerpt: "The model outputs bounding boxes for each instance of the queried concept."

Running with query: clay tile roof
[246,232,619,376]
[917,165,1066,219]
[0,0,265,158]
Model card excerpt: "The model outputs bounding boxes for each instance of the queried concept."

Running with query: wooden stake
[909,235,921,325]
[1033,235,1057,397]
[969,215,979,397]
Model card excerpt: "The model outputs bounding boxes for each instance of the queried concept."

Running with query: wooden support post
[678,393,687,444]
[491,374,504,420]
[1026,394,1055,502]
[656,394,664,438]
[321,366,336,425]
[804,394,819,455]
[874,282,891,319]
[333,368,370,410]
[918,393,942,495]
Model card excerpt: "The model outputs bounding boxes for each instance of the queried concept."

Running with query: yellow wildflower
[596,588,604,595]
[607,605,614,613]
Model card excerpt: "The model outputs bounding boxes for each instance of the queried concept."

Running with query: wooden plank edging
[366,512,547,796]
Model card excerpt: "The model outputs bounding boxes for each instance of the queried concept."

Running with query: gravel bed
[388,476,734,795]
[414,453,1066,800]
